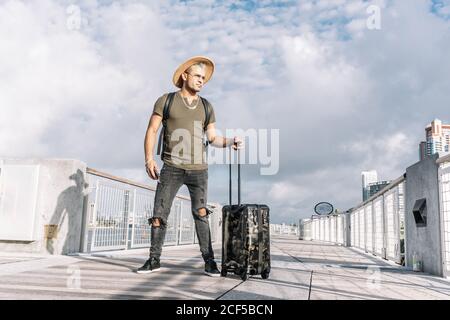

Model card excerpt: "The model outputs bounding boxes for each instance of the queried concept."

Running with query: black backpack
[156,92,213,160]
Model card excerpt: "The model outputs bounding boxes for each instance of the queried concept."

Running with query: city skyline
[420,118,450,160]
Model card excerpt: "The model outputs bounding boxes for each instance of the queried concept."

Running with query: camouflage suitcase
[221,152,271,281]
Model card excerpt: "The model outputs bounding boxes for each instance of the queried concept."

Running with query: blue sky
[432,0,450,16]
[1,0,450,224]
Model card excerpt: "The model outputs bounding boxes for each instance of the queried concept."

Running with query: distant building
[419,119,450,160]
[368,181,391,198]
[419,141,427,161]
[362,170,378,201]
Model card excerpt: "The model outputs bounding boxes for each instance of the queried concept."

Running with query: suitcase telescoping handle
[229,148,241,206]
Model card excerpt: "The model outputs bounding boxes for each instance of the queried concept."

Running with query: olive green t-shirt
[153,92,216,170]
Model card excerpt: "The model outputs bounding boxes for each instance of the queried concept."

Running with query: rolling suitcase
[221,151,271,281]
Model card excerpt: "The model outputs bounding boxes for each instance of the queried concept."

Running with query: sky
[1,0,450,224]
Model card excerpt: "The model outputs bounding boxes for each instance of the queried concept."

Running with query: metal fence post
[89,180,100,253]
[129,189,137,250]
[177,201,182,245]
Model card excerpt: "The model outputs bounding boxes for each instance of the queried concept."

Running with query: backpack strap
[200,96,212,147]
[157,92,176,159]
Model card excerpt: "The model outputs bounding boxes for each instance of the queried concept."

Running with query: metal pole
[129,189,137,249]
[90,180,100,253]
[238,150,241,206]
[229,148,232,206]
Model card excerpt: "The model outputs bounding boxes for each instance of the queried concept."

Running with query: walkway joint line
[308,271,313,300]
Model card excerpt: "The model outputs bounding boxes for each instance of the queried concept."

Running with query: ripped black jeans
[149,164,214,262]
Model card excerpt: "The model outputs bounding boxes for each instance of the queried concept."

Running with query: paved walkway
[1,235,449,300]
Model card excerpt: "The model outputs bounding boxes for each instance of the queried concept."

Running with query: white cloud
[340,132,416,181]
[2,0,450,224]
[269,181,313,202]
[0,0,172,166]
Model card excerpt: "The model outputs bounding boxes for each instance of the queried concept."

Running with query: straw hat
[172,56,215,88]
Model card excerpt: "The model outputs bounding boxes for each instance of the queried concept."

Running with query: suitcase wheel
[240,270,248,281]
[221,268,227,277]
[261,269,270,279]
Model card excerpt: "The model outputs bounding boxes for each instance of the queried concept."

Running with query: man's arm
[144,113,163,180]
[206,123,243,149]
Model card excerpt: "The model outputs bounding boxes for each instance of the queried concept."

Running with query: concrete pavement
[0,235,449,300]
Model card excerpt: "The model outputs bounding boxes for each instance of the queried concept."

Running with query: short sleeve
[152,94,167,117]
[207,103,216,125]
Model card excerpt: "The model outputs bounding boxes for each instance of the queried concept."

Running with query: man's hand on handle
[232,136,244,150]
[145,159,159,180]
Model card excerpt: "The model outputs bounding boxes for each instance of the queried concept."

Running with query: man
[137,56,243,276]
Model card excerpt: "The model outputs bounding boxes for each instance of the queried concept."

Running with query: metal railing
[302,214,347,246]
[300,175,406,265]
[82,168,221,253]
[438,154,450,278]
[270,224,299,236]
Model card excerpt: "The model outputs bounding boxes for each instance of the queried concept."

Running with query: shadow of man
[46,169,87,255]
